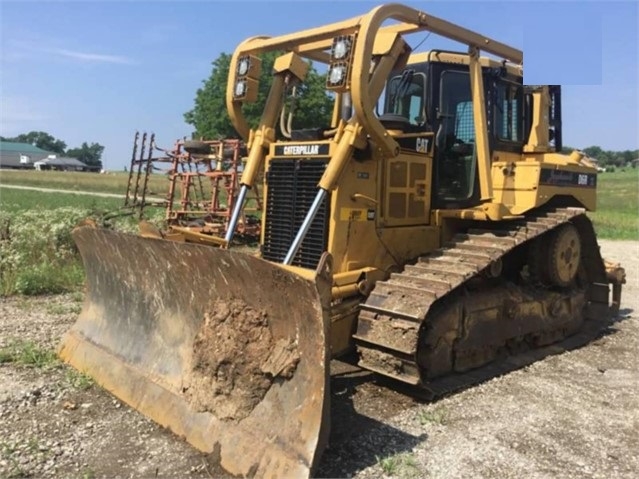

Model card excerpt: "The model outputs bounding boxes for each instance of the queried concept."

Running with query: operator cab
[380,51,561,209]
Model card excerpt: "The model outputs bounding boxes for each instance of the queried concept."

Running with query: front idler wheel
[529,223,582,288]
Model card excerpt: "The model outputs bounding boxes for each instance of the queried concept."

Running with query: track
[354,207,615,398]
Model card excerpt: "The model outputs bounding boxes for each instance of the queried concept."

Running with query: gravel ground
[0,240,637,478]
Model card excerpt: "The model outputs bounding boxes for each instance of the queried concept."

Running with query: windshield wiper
[391,69,415,114]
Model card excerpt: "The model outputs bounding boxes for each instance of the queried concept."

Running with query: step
[437,247,495,260]
[403,264,467,284]
[445,242,506,256]
[357,356,421,386]
[382,278,443,297]
[419,256,480,273]
[359,301,422,322]
[365,284,436,320]
[412,261,479,281]
[389,272,452,293]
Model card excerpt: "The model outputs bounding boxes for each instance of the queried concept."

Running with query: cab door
[432,68,481,209]
[380,71,433,226]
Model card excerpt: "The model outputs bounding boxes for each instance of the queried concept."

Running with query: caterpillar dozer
[59,4,625,478]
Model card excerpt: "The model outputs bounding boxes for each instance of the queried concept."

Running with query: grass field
[0,169,169,195]
[1,167,636,239]
[0,188,123,213]
[588,168,639,240]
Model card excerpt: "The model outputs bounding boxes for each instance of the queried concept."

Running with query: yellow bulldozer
[59,4,625,477]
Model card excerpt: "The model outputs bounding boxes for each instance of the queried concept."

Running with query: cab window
[384,71,427,126]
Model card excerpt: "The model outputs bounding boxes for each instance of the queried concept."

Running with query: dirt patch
[184,299,299,421]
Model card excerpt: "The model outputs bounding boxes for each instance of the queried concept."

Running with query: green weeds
[418,407,448,426]
[45,302,82,316]
[65,369,94,390]
[377,452,420,477]
[0,340,58,369]
[0,207,91,296]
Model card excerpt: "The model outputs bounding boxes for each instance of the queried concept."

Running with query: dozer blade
[59,225,332,478]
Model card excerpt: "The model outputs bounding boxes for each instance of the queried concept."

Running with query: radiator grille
[262,159,330,269]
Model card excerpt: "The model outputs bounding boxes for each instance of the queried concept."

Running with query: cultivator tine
[165,143,180,220]
[138,133,155,219]
[185,159,198,207]
[179,160,190,212]
[210,146,220,213]
[124,131,139,208]
[193,153,207,208]
[132,132,147,206]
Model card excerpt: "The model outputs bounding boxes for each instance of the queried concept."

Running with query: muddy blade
[59,226,331,478]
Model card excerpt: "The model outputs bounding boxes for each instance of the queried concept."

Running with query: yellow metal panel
[273,52,309,81]
[323,147,440,276]
[468,47,493,201]
[381,151,433,227]
[372,31,401,56]
[523,87,551,153]
[377,225,441,263]
[491,161,541,210]
[339,207,368,221]
[491,155,598,214]
[408,51,523,77]
[327,154,380,273]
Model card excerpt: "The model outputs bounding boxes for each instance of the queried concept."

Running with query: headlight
[237,56,250,76]
[328,64,347,86]
[231,55,260,102]
[333,37,351,60]
[327,35,354,91]
[331,35,353,61]
[234,80,247,98]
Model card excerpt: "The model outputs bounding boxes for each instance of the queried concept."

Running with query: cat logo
[416,137,429,153]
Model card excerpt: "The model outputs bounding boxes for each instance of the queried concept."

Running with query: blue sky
[1,0,637,170]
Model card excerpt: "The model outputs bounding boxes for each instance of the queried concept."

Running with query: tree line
[574,146,638,168]
[1,131,105,169]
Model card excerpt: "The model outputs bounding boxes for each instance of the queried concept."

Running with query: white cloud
[4,39,135,66]
[49,48,135,65]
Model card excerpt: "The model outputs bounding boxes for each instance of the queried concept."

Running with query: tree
[1,131,66,154]
[66,142,105,169]
[184,52,334,139]
[581,145,639,167]
[621,150,636,164]
[582,146,603,160]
